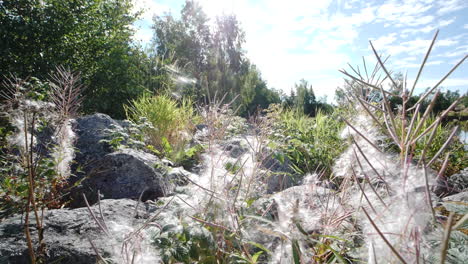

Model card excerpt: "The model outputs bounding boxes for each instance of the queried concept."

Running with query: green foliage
[388,88,464,116]
[152,223,217,264]
[152,2,281,115]
[0,0,154,118]
[0,78,70,221]
[152,220,268,264]
[99,118,152,151]
[389,114,466,175]
[283,79,334,117]
[266,105,346,176]
[125,93,199,159]
[225,161,242,174]
[429,201,468,264]
[171,144,205,170]
[291,239,302,264]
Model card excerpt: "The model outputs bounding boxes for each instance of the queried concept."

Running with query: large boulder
[68,114,175,208]
[72,113,121,166]
[69,148,174,208]
[0,199,160,264]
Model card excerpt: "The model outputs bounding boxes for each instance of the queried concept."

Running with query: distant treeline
[1,1,464,119]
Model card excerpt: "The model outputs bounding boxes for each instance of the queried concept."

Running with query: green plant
[338,30,467,262]
[401,115,466,175]
[170,143,205,170]
[152,223,217,264]
[225,161,242,174]
[266,105,346,176]
[125,93,198,156]
[99,118,152,152]
[0,69,82,263]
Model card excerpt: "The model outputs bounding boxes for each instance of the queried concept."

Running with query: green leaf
[252,251,263,263]
[291,239,301,264]
[161,224,177,234]
[246,241,271,254]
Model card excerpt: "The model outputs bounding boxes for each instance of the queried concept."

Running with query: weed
[0,67,83,263]
[125,93,198,155]
[337,30,467,262]
[265,104,346,176]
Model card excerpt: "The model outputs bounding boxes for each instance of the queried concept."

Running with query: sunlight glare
[198,0,236,18]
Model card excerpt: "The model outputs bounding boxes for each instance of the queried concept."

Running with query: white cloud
[412,78,468,91]
[374,37,459,58]
[436,0,466,15]
[372,33,398,48]
[440,45,468,58]
[437,39,459,47]
[400,17,455,36]
[376,0,434,27]
[393,60,443,69]
[439,18,456,27]
[131,0,468,96]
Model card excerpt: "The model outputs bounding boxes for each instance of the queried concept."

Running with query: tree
[285,79,317,116]
[151,0,280,114]
[0,0,146,118]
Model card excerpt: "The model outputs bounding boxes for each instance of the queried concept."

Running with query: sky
[132,0,468,101]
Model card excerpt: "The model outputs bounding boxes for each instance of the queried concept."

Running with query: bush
[412,116,466,175]
[266,105,346,176]
[125,93,199,160]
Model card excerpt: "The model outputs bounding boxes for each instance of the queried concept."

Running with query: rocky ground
[0,113,466,263]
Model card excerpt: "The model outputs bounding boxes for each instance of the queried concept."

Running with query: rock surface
[0,199,158,264]
[69,148,173,208]
[72,113,121,166]
[67,114,177,208]
[222,137,249,158]
[442,191,468,203]
[261,149,297,193]
[433,168,468,197]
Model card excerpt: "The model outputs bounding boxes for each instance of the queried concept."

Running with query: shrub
[408,115,465,175]
[125,93,199,160]
[266,105,346,176]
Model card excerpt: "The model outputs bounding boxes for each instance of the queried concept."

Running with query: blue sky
[132,0,468,101]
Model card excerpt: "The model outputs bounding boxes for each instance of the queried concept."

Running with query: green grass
[412,116,466,175]
[266,105,346,176]
[125,93,199,157]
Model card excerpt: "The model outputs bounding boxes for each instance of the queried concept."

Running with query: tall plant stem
[23,113,36,264]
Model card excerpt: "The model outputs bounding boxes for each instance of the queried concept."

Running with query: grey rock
[69,148,173,208]
[265,172,295,194]
[442,191,468,203]
[261,149,298,193]
[195,124,208,131]
[72,113,122,165]
[433,168,468,197]
[302,174,338,190]
[161,158,174,167]
[166,167,196,186]
[222,138,249,158]
[67,114,176,208]
[251,197,279,221]
[193,125,209,143]
[0,199,157,264]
